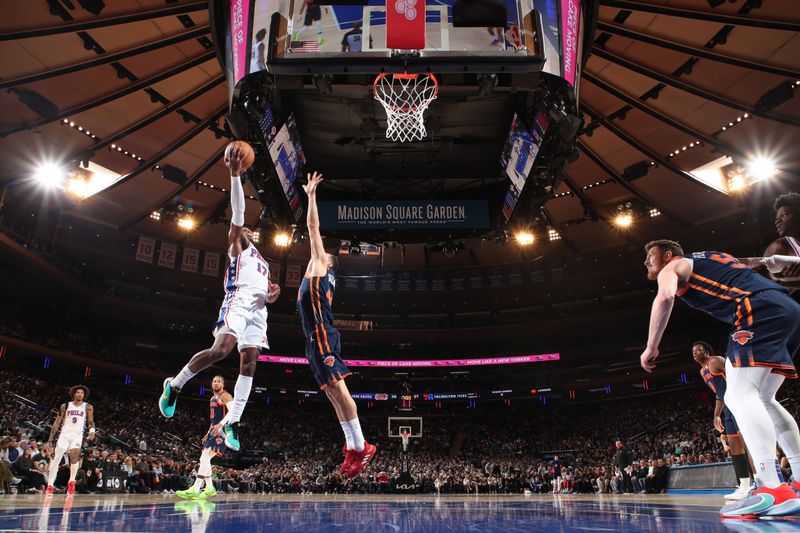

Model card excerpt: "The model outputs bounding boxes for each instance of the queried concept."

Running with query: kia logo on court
[394,0,418,21]
[731,330,754,346]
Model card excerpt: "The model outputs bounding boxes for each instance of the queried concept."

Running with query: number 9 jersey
[213,243,271,352]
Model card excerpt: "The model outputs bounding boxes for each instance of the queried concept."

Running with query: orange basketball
[225,140,255,171]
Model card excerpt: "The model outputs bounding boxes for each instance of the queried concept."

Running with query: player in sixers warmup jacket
[45,385,95,495]
[297,171,376,478]
[159,145,280,451]
[640,239,800,519]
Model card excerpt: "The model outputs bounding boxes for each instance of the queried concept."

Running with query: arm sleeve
[763,255,800,273]
[230,175,245,227]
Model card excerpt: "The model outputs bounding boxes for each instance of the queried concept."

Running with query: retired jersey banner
[203,252,221,277]
[285,264,302,288]
[269,263,281,284]
[181,248,200,273]
[135,236,155,263]
[157,242,177,269]
[319,200,489,229]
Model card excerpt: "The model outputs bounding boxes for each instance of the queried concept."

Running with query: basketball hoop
[400,429,411,451]
[373,73,438,142]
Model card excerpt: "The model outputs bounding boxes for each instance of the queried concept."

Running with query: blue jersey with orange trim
[677,251,786,324]
[296,269,336,338]
[209,395,227,426]
[700,361,726,401]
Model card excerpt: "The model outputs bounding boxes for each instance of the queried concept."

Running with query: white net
[373,73,438,142]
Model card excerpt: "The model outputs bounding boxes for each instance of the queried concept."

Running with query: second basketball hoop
[373,73,438,143]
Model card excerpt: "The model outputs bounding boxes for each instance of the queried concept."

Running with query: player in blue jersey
[693,340,752,501]
[298,171,377,478]
[177,376,231,500]
[640,239,800,518]
[159,145,281,451]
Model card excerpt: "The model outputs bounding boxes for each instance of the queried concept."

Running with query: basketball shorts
[722,406,740,437]
[213,302,269,352]
[304,326,351,390]
[725,289,800,379]
[203,429,227,457]
[56,434,83,452]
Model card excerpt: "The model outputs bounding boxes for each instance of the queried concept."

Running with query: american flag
[290,40,320,53]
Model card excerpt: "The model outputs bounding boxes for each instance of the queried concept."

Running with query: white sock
[227,375,253,424]
[346,418,365,452]
[69,461,78,483]
[192,475,205,491]
[171,366,196,390]
[340,421,354,450]
[725,361,781,488]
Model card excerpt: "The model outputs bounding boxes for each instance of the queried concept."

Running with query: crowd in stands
[5,368,795,496]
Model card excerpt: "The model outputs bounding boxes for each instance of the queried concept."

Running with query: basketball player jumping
[692,340,753,501]
[177,375,231,500]
[640,240,800,518]
[159,144,280,451]
[298,171,376,478]
[45,385,95,495]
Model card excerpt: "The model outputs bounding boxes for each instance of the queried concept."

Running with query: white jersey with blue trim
[222,243,271,310]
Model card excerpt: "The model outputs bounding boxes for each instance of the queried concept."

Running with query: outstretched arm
[302,171,328,274]
[225,144,248,253]
[48,404,66,444]
[640,264,680,373]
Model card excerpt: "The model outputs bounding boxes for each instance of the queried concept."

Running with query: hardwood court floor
[1,492,798,532]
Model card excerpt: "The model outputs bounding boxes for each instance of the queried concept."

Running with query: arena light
[65,177,90,199]
[251,230,261,244]
[274,232,291,247]
[547,228,561,241]
[178,217,195,230]
[746,157,778,182]
[514,231,535,246]
[727,173,747,192]
[649,208,661,218]
[33,162,67,189]
[614,213,633,228]
[150,211,161,221]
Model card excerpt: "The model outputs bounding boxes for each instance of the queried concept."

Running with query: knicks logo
[216,438,223,445]
[731,330,754,346]
[323,356,335,367]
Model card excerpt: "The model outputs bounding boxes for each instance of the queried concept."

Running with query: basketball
[226,140,255,171]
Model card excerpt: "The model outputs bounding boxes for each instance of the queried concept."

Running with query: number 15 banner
[181,248,199,273]
[203,252,221,277]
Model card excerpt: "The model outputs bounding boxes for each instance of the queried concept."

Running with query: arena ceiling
[0,0,799,258]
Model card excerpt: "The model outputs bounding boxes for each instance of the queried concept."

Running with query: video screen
[499,108,550,220]
[268,113,306,221]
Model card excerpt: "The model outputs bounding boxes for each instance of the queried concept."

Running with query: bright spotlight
[65,178,89,199]
[514,231,535,246]
[251,230,261,244]
[178,217,195,230]
[33,163,67,189]
[728,173,747,192]
[614,213,633,227]
[746,157,777,181]
[274,232,291,247]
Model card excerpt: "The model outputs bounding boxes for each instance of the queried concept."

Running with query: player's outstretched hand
[267,279,281,304]
[303,171,323,196]
[225,144,245,176]
[640,346,658,373]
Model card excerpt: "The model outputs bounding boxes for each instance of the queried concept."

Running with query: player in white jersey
[45,385,95,495]
[743,193,800,291]
[159,144,280,451]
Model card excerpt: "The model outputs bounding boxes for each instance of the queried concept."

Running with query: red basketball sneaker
[347,442,377,478]
[66,481,76,495]
[338,445,356,475]
[791,478,800,497]
[45,485,54,495]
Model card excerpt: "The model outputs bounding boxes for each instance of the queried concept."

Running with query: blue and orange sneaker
[720,482,800,519]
